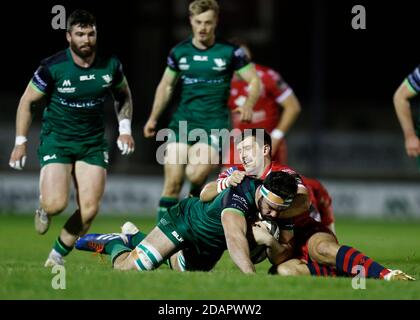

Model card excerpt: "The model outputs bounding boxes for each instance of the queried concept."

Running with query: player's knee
[185,167,200,184]
[41,197,68,215]
[162,180,183,197]
[309,237,333,261]
[275,264,298,276]
[80,200,100,219]
[185,165,210,184]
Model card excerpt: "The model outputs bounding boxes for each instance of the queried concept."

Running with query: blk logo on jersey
[193,55,208,61]
[80,74,95,81]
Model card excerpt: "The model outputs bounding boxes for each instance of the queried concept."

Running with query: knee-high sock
[53,237,73,257]
[335,245,390,279]
[104,239,131,264]
[128,232,147,249]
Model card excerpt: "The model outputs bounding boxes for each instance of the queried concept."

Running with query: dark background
[0,0,419,178]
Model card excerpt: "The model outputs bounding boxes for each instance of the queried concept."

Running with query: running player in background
[8,10,135,267]
[143,0,261,221]
[393,65,420,170]
[227,42,301,165]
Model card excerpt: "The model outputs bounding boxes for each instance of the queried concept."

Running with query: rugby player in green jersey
[143,0,261,221]
[8,10,135,267]
[76,171,298,274]
[393,65,420,170]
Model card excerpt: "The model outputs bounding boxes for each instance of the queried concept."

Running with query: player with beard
[8,9,135,267]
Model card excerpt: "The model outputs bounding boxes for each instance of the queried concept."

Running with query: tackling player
[8,10,135,267]
[204,129,415,281]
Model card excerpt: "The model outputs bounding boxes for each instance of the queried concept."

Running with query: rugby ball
[249,220,280,264]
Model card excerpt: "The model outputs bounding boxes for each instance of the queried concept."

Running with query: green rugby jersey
[30,48,126,140]
[174,177,293,254]
[167,37,250,126]
[406,65,420,95]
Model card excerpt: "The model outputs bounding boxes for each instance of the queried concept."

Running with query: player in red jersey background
[227,42,302,165]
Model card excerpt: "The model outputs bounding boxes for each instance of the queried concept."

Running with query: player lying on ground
[76,171,300,274]
[201,129,415,281]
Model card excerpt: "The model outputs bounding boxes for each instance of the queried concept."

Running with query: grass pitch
[1,214,419,300]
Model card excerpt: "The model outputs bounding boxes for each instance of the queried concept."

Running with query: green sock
[104,239,131,264]
[53,237,73,257]
[128,232,147,248]
[156,197,178,222]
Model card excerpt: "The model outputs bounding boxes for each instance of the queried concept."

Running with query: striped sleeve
[30,65,53,94]
[406,65,420,94]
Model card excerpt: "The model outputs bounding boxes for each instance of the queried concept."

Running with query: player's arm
[9,82,45,170]
[233,64,261,122]
[112,78,135,155]
[252,222,294,265]
[277,184,311,219]
[393,69,420,157]
[144,68,179,138]
[200,169,246,202]
[272,92,301,153]
[221,209,256,274]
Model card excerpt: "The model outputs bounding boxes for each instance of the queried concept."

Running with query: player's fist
[251,221,273,246]
[144,118,157,138]
[117,134,135,155]
[9,145,27,170]
[233,105,253,123]
[226,170,246,187]
[405,135,420,157]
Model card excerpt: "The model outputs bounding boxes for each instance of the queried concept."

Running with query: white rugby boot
[44,249,65,267]
[34,208,51,235]
[384,269,416,281]
[121,221,140,236]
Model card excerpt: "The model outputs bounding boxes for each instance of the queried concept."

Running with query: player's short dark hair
[263,171,298,203]
[236,128,272,149]
[67,9,96,32]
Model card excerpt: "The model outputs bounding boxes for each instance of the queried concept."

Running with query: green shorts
[38,133,109,169]
[167,117,231,152]
[157,201,224,271]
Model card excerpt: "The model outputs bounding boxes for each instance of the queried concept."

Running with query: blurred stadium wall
[0,0,419,217]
